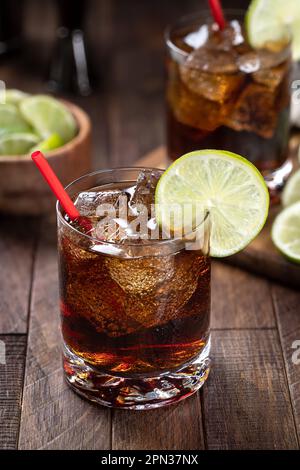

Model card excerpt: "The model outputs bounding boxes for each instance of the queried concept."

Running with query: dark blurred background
[0,0,251,168]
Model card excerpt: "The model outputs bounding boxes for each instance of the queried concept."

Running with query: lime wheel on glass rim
[155,150,270,257]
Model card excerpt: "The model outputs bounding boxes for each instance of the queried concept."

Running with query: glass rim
[56,167,210,248]
[165,8,292,59]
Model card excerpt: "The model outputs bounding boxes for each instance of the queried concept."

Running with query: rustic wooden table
[0,0,300,450]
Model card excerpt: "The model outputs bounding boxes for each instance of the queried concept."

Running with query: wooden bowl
[0,100,92,215]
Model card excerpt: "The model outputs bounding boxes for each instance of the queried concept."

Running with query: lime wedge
[272,202,300,263]
[30,133,64,153]
[0,103,32,135]
[3,89,30,105]
[246,0,300,60]
[282,169,300,207]
[0,133,39,156]
[155,150,269,257]
[20,95,77,144]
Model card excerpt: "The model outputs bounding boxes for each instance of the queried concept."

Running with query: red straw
[31,151,92,233]
[208,0,226,30]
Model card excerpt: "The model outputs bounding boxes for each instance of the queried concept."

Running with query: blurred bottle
[48,0,92,96]
[0,0,24,57]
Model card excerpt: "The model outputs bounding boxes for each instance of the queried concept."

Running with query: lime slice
[155,150,269,257]
[20,95,77,143]
[30,133,64,153]
[3,89,30,105]
[272,202,300,263]
[246,0,300,60]
[0,103,32,135]
[282,169,300,207]
[0,133,39,156]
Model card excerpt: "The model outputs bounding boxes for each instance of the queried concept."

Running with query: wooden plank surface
[272,284,300,443]
[212,263,275,329]
[203,330,298,450]
[0,216,38,334]
[0,0,299,451]
[112,395,204,450]
[0,335,26,449]
[136,144,300,289]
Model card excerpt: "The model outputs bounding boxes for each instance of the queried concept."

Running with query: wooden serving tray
[136,136,300,289]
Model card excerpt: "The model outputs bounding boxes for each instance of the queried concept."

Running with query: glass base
[63,339,211,410]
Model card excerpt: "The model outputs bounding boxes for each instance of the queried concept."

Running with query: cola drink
[57,168,211,408]
[166,11,292,195]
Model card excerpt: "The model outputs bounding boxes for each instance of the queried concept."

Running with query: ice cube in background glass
[237,52,261,73]
[252,62,289,90]
[168,75,227,130]
[179,42,244,104]
[179,22,243,104]
[257,47,290,70]
[205,20,245,52]
[184,25,209,50]
[237,47,290,79]
[230,20,244,46]
[224,82,278,138]
[180,62,244,102]
[181,47,238,74]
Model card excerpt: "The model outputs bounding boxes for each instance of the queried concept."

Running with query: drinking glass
[165,10,292,201]
[57,168,211,409]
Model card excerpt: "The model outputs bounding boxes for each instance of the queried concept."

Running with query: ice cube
[94,212,130,243]
[129,169,161,210]
[184,25,209,50]
[257,47,290,70]
[237,52,261,73]
[105,255,174,295]
[126,169,161,238]
[182,47,238,75]
[230,20,245,47]
[168,74,233,130]
[204,20,245,52]
[75,190,129,243]
[59,233,98,268]
[60,233,144,337]
[123,253,209,329]
[65,264,141,337]
[252,62,288,90]
[225,83,279,138]
[180,64,244,103]
[85,253,209,335]
[91,243,123,256]
[61,229,210,336]
[178,41,246,103]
